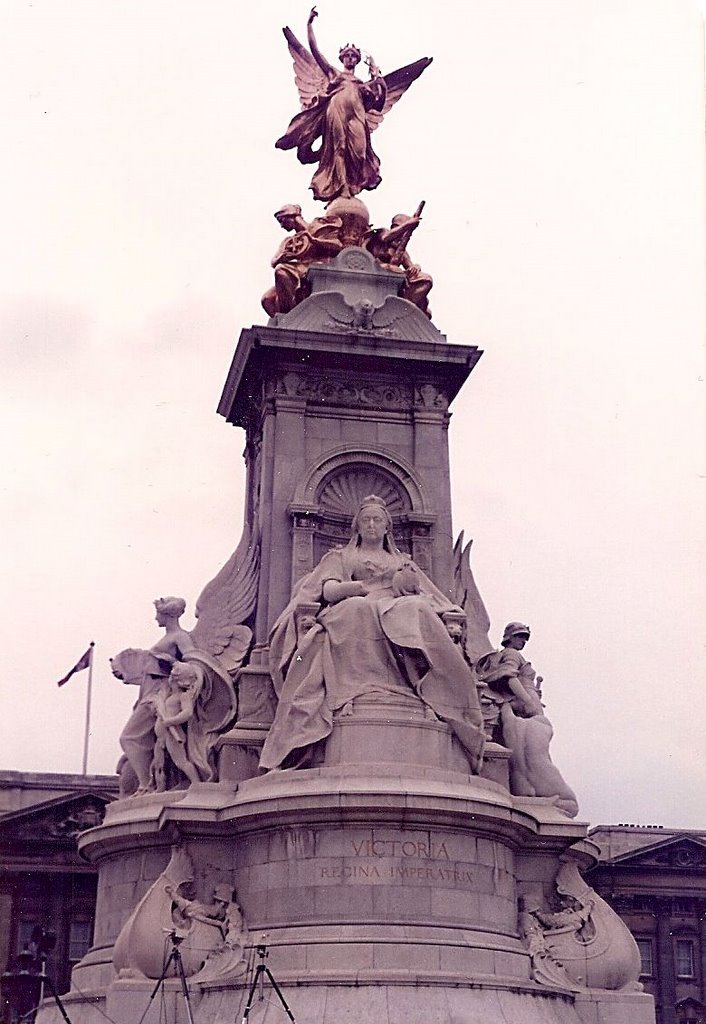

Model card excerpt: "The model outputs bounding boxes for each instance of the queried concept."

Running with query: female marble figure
[260,496,485,772]
[112,597,238,793]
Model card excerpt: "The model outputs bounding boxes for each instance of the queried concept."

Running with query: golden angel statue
[276,7,432,203]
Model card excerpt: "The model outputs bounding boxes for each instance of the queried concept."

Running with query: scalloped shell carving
[317,466,410,517]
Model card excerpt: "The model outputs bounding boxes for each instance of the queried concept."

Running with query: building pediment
[609,834,706,871]
[0,791,112,845]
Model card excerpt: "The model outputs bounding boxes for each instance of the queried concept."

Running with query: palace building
[587,825,706,1024]
[0,771,116,1016]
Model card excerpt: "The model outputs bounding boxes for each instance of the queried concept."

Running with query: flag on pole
[56,643,94,687]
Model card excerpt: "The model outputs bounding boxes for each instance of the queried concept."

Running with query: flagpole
[82,642,95,775]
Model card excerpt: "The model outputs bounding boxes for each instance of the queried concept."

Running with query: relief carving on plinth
[317,466,410,518]
[265,374,449,412]
[519,862,643,993]
[113,846,248,983]
[415,383,449,410]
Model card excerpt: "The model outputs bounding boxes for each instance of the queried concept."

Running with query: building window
[636,938,654,977]
[15,921,41,955]
[675,939,696,979]
[68,921,92,963]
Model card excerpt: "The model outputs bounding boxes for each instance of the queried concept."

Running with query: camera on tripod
[241,934,294,1024]
[0,927,72,1024]
[161,927,186,946]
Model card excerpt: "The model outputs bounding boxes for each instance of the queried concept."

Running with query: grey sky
[1,1,704,828]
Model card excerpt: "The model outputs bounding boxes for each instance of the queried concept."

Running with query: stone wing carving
[282,26,329,110]
[191,525,260,673]
[452,531,493,665]
[323,295,409,334]
[370,298,411,331]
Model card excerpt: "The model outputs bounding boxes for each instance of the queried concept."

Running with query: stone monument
[46,11,656,1024]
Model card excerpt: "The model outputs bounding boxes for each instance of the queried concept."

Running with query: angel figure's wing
[452,531,494,665]
[191,525,260,673]
[283,26,329,109]
[368,56,433,131]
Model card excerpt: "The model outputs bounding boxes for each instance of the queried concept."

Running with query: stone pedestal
[45,709,655,1024]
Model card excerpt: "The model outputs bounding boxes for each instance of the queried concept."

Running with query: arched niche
[288,446,436,586]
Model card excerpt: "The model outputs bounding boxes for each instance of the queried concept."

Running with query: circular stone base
[45,976,655,1024]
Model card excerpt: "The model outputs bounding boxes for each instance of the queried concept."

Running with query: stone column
[0,892,13,975]
[265,394,308,632]
[290,510,317,590]
[699,903,706,1014]
[412,399,454,596]
[656,899,677,1024]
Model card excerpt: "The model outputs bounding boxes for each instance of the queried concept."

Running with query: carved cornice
[218,327,481,429]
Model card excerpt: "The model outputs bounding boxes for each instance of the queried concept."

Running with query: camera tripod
[241,943,294,1024]
[142,931,195,1024]
[35,971,72,1024]
[11,968,73,1024]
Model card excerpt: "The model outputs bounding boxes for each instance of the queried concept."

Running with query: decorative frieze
[265,370,414,411]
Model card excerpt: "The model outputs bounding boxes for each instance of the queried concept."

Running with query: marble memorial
[43,11,656,1024]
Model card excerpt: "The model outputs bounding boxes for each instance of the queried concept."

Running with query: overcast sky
[1,1,704,829]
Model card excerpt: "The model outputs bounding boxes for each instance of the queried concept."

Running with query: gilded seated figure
[260,496,485,772]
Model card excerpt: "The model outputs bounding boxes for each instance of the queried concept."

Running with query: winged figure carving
[452,531,494,666]
[276,7,432,202]
[322,294,409,335]
[191,523,260,673]
[111,525,260,794]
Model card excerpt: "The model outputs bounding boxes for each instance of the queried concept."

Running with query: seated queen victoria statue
[260,496,486,773]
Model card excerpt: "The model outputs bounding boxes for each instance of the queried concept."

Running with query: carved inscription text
[318,834,474,887]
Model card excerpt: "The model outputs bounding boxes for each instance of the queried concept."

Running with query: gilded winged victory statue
[276,7,432,202]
